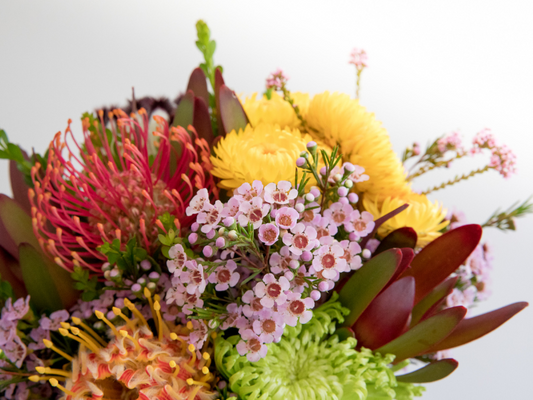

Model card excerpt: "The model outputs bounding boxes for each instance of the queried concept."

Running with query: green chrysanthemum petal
[215,293,425,400]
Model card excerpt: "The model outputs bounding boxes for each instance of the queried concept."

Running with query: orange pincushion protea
[29,109,218,272]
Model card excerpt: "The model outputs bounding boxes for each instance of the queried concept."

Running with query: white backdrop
[1,1,532,399]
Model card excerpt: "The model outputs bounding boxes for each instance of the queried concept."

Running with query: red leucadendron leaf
[424,302,528,353]
[218,84,249,136]
[401,224,482,304]
[374,227,417,255]
[353,276,415,349]
[186,67,210,107]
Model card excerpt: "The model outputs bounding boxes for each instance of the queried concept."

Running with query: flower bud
[188,233,198,244]
[343,162,356,172]
[305,193,315,202]
[223,217,235,227]
[191,222,200,232]
[306,141,317,155]
[203,246,213,258]
[337,187,348,197]
[148,271,160,282]
[296,157,306,167]
[295,203,305,213]
[301,251,313,262]
[131,283,142,293]
[310,290,321,301]
[362,249,372,259]
[206,229,216,239]
[310,187,321,198]
[348,193,359,203]
[218,227,226,236]
[344,180,353,189]
[216,237,226,248]
[140,259,151,271]
[333,173,342,182]
[319,166,327,175]
[228,230,238,240]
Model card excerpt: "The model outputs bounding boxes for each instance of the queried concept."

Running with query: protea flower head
[337,224,528,381]
[215,294,424,400]
[30,109,218,273]
[31,290,217,400]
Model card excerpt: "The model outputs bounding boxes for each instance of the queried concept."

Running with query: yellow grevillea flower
[306,91,411,201]
[241,91,310,130]
[211,124,316,190]
[364,193,449,247]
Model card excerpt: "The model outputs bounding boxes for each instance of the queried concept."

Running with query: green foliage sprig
[482,196,533,231]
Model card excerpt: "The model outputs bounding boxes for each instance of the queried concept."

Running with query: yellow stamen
[60,322,71,330]
[198,351,210,369]
[200,372,213,383]
[188,344,196,366]
[164,384,181,399]
[186,321,193,330]
[211,331,217,339]
[169,360,181,378]
[112,306,137,332]
[39,367,71,378]
[181,363,197,374]
[42,339,73,362]
[49,378,76,397]
[143,287,156,326]
[94,310,119,338]
[29,375,65,382]
[187,378,210,388]
[71,316,107,346]
[153,301,163,340]
[202,366,209,374]
[59,328,99,354]
[188,385,203,400]
[119,330,141,351]
[123,298,148,327]
[70,327,102,350]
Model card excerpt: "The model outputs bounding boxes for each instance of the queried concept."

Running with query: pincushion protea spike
[29,109,218,272]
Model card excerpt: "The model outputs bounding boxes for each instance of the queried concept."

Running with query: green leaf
[19,243,64,312]
[338,249,402,327]
[0,194,40,255]
[172,90,195,128]
[333,327,355,342]
[396,359,458,383]
[375,306,466,363]
[424,302,528,353]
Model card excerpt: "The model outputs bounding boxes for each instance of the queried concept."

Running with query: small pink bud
[140,260,151,270]
[203,246,213,258]
[188,233,198,244]
[362,249,371,259]
[310,290,321,301]
[295,203,305,213]
[191,222,199,232]
[319,166,327,175]
[301,251,313,262]
[343,162,355,172]
[206,230,216,239]
[348,193,359,203]
[307,141,317,148]
[296,157,306,167]
[310,188,320,198]
[284,271,294,280]
[318,281,330,292]
[289,260,299,269]
[131,283,142,292]
[216,237,225,247]
[223,217,235,227]
[338,187,349,197]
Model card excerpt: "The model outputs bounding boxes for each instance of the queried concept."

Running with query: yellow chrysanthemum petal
[242,92,310,130]
[364,193,449,247]
[210,123,316,190]
[306,91,411,201]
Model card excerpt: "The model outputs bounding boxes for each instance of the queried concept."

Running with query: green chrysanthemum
[214,294,424,400]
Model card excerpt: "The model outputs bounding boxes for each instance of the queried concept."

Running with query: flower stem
[422,165,490,195]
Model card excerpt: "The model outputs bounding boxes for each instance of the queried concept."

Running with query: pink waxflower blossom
[2,296,30,321]
[290,266,312,293]
[324,202,353,226]
[180,260,208,294]
[345,210,375,240]
[269,246,299,275]
[0,320,16,346]
[283,223,318,255]
[349,48,368,68]
[236,329,268,362]
[275,207,299,230]
[242,290,265,318]
[238,197,270,229]
[188,319,208,350]
[312,215,338,242]
[258,223,280,246]
[221,197,242,218]
[280,292,314,326]
[300,201,321,223]
[234,180,264,202]
[39,309,69,331]
[346,164,369,183]
[2,335,27,368]
[29,327,50,350]
[254,274,290,308]
[265,68,289,90]
[186,188,210,216]
[437,131,464,153]
[197,200,224,233]
[339,240,363,270]
[252,309,285,343]
[209,260,240,291]
[312,244,347,279]
[264,181,298,205]
[471,128,517,178]
[167,244,187,273]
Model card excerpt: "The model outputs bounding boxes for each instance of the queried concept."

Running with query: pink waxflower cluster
[265,68,289,90]
[349,48,368,68]
[0,296,30,368]
[471,128,517,178]
[437,131,464,154]
[168,175,374,361]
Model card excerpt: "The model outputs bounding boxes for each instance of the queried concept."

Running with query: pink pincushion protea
[30,109,218,272]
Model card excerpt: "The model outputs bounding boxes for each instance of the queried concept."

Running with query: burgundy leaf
[401,224,482,304]
[375,227,417,255]
[9,159,32,215]
[410,277,458,327]
[186,67,210,107]
[425,302,528,353]
[353,276,415,349]
[360,204,409,249]
[218,85,249,136]
[192,97,214,146]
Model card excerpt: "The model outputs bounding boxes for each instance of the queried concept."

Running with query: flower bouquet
[0,21,530,400]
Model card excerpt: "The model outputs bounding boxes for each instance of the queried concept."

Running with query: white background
[1,1,532,399]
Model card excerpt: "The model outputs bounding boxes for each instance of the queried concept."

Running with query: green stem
[356,69,362,99]
[422,166,490,195]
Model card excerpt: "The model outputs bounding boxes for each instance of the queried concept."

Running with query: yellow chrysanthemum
[211,123,316,190]
[364,192,449,247]
[241,91,310,130]
[306,91,411,201]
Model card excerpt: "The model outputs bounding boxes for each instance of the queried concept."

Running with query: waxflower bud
[333,173,342,182]
[188,233,198,244]
[310,187,321,198]
[295,203,305,213]
[362,249,372,259]
[348,193,359,203]
[337,187,349,197]
[206,229,216,239]
[216,237,226,247]
[148,271,160,282]
[228,230,238,240]
[299,151,309,158]
[131,283,142,293]
[305,193,315,202]
[140,259,151,271]
[203,246,214,258]
[191,222,200,232]
[320,166,327,175]
[306,141,317,155]
[310,290,321,301]
[218,227,226,236]
[296,157,306,167]
[343,162,356,172]
[223,217,235,227]
[344,179,353,188]
[147,282,156,291]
